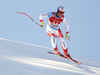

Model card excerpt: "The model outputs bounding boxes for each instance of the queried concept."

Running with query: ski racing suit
[39,12,69,55]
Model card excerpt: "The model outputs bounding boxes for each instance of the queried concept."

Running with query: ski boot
[54,48,62,56]
[64,53,71,59]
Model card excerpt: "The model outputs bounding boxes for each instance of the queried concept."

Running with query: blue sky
[0,0,100,61]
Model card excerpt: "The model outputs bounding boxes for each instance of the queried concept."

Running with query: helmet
[57,6,65,12]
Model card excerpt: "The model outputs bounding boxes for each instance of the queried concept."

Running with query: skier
[39,6,70,58]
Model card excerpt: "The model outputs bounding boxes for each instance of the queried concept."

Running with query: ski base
[47,52,81,65]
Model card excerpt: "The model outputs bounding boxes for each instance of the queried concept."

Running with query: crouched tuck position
[39,6,70,58]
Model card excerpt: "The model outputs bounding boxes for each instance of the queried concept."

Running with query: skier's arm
[39,14,48,28]
[63,17,69,39]
[39,14,48,21]
[63,17,69,33]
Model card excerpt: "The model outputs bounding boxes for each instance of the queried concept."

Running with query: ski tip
[16,11,18,13]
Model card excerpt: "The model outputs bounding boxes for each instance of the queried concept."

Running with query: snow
[0,38,100,75]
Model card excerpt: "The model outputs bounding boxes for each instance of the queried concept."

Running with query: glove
[65,33,69,39]
[40,22,45,28]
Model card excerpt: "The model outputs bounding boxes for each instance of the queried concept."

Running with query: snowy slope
[0,38,100,75]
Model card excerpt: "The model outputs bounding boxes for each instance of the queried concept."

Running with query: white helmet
[57,6,65,12]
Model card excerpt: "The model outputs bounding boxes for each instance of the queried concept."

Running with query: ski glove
[40,22,45,28]
[65,33,69,39]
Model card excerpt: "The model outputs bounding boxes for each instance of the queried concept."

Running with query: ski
[47,52,81,65]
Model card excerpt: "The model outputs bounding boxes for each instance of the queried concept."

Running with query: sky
[0,0,100,61]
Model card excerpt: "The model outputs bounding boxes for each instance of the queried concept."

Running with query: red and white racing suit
[39,12,69,54]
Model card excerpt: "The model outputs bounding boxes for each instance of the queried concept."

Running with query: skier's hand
[65,32,71,42]
[65,33,69,39]
[40,22,45,29]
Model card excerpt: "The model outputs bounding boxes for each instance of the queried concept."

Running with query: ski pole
[16,11,40,26]
[68,36,71,42]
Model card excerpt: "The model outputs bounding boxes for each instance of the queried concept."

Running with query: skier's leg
[58,28,70,58]
[59,37,70,57]
[51,36,60,55]
[59,38,67,53]
[51,36,56,48]
[46,25,60,55]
